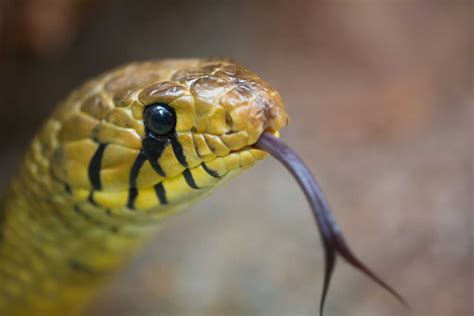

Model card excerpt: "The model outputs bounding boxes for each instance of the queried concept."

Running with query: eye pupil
[144,104,176,136]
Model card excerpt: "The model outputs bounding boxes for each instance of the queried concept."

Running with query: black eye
[144,104,176,136]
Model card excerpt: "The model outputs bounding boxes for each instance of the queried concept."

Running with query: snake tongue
[255,132,408,316]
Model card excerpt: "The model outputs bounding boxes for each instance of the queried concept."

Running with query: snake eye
[144,104,176,136]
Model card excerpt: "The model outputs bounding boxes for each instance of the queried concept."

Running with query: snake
[0,59,406,315]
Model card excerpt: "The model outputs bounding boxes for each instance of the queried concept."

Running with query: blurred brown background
[0,1,472,315]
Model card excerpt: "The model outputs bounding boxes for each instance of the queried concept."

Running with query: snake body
[0,59,288,315]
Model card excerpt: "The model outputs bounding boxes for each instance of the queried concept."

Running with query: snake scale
[0,59,404,315]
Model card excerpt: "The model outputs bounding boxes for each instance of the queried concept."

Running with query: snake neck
[0,136,163,315]
[0,128,259,316]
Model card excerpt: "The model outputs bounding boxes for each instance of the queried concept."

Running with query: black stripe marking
[127,187,138,210]
[127,151,148,210]
[129,151,148,188]
[88,143,107,190]
[202,163,221,178]
[142,135,168,177]
[88,191,97,206]
[149,159,166,177]
[170,133,188,167]
[154,183,168,204]
[183,169,199,189]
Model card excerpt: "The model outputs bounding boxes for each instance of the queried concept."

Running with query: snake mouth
[255,132,408,315]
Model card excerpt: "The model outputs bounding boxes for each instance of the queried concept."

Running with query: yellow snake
[0,59,405,315]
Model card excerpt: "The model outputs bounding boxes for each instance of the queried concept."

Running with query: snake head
[20,59,404,315]
[46,59,288,215]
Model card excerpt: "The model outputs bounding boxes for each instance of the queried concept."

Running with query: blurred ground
[0,1,472,315]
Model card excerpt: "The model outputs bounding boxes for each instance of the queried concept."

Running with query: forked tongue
[255,132,408,315]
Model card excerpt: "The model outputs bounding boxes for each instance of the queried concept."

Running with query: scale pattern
[0,59,288,315]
